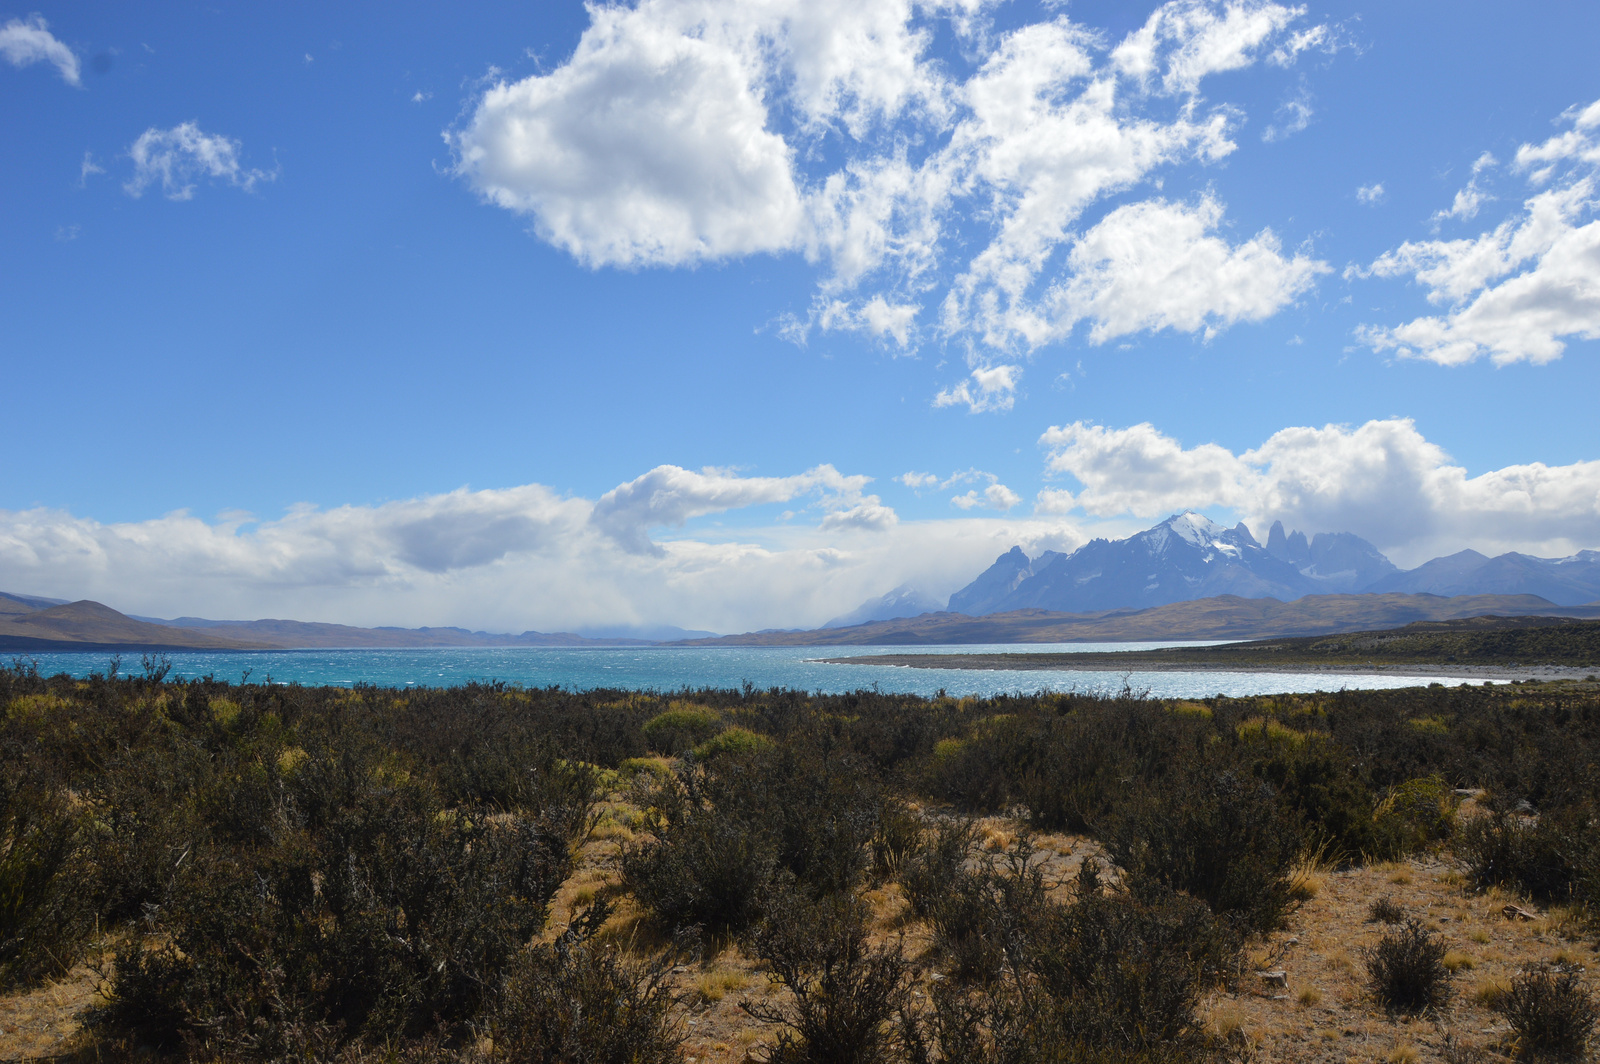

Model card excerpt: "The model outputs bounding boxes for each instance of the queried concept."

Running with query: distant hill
[0,601,280,651]
[945,513,1600,615]
[827,615,1600,672]
[672,592,1600,646]
[0,595,659,651]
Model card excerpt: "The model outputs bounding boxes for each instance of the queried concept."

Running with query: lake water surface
[13,643,1488,699]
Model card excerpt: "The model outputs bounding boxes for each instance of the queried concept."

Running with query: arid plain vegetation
[2,661,1598,1063]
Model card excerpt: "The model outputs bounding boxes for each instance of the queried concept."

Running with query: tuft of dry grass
[1298,986,1323,1007]
[1206,1005,1249,1042]
[1472,977,1510,1008]
[1442,950,1476,972]
[695,968,752,1004]
[1387,1043,1420,1064]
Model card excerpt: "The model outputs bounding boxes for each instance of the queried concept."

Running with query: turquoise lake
[12,643,1486,698]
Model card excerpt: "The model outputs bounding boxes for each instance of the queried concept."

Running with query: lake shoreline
[813,655,1599,683]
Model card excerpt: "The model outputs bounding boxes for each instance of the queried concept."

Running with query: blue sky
[3,0,1599,633]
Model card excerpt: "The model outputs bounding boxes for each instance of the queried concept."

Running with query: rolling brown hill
[0,595,649,651]
[672,592,1600,646]
[0,601,278,651]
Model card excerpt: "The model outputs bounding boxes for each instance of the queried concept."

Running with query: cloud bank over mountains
[4,418,1597,631]
[1040,417,1600,564]
[449,0,1337,408]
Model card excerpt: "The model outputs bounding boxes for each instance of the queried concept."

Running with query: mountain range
[944,513,1600,618]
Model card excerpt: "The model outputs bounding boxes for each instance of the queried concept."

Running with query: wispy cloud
[125,122,276,200]
[1,15,80,86]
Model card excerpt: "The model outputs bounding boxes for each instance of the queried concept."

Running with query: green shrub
[1365,918,1453,1013]
[1108,769,1303,934]
[900,818,979,919]
[1373,776,1456,857]
[1456,806,1599,904]
[642,705,723,756]
[98,771,574,1056]
[620,772,777,934]
[491,899,683,1064]
[1367,896,1405,924]
[691,725,771,761]
[0,779,87,988]
[1494,964,1597,1059]
[910,859,1232,1064]
[868,798,923,882]
[744,891,913,1064]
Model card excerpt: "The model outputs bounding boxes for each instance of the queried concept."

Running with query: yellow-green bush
[692,726,772,760]
[641,704,722,755]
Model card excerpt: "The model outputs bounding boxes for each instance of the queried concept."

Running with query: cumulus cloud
[1039,418,1600,563]
[1358,102,1600,366]
[1027,194,1326,345]
[589,463,876,554]
[124,123,275,200]
[1,15,80,85]
[0,473,1088,634]
[1040,421,1252,517]
[452,0,1330,375]
[952,482,1021,512]
[1034,488,1076,514]
[933,363,1020,413]
[1356,182,1385,205]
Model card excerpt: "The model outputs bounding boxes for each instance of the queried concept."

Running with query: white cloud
[1111,0,1305,95]
[1034,488,1076,514]
[1040,420,1252,517]
[1262,81,1312,142]
[1039,417,1600,564]
[1356,182,1384,205]
[819,495,899,531]
[0,473,1091,634]
[1,15,80,86]
[124,123,274,200]
[933,363,1020,413]
[897,471,942,490]
[801,294,922,347]
[79,151,105,187]
[952,482,1021,511]
[589,463,876,554]
[1359,102,1600,366]
[452,0,1329,372]
[1027,194,1326,345]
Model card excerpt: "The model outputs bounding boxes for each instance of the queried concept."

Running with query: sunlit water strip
[10,643,1490,698]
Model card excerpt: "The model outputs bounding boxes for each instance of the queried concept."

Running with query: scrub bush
[643,705,723,756]
[490,899,683,1064]
[1494,964,1597,1059]
[1365,918,1454,1013]
[744,891,914,1064]
[1107,769,1303,934]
